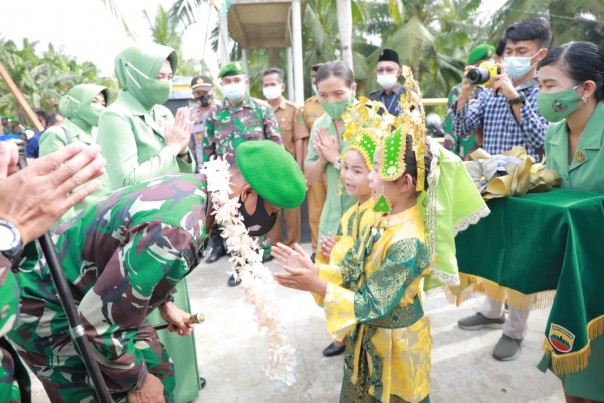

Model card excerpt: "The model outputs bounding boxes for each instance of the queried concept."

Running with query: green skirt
[148,279,200,403]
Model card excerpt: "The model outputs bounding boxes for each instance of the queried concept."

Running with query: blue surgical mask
[222,83,246,101]
[503,51,541,81]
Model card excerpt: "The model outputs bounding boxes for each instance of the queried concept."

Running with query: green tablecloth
[454,188,604,374]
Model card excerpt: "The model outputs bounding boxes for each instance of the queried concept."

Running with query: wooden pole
[0,62,44,132]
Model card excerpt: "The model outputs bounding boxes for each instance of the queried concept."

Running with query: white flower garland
[200,157,297,386]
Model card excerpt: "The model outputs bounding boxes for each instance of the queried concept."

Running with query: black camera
[467,61,501,87]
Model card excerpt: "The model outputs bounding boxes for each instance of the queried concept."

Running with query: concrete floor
[30,243,565,402]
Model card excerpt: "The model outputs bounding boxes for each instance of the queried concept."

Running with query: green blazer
[97,90,193,190]
[304,113,356,241]
[545,102,604,193]
[39,118,110,224]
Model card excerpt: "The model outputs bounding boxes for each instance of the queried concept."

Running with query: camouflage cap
[467,44,496,65]
[236,141,306,209]
[218,61,245,78]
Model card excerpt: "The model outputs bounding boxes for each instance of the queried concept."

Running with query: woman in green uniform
[96,43,200,402]
[304,60,358,357]
[537,40,604,403]
[39,83,110,225]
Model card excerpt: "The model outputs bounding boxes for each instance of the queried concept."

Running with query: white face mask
[262,86,282,101]
[222,83,246,101]
[376,74,398,89]
[503,51,540,80]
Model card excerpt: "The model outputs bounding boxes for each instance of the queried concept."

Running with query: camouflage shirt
[203,94,283,164]
[0,264,19,339]
[14,174,208,393]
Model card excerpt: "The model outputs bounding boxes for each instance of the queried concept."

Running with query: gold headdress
[366,66,490,290]
[379,66,427,190]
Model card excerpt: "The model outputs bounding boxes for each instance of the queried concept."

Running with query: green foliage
[488,0,604,49]
[0,37,117,125]
[109,0,604,109]
[143,5,183,54]
[145,4,214,80]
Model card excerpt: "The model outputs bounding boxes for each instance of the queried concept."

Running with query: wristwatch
[508,93,526,106]
[333,158,342,171]
[0,219,23,262]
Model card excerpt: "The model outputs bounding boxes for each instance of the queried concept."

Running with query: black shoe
[199,377,206,390]
[310,253,316,263]
[206,225,226,264]
[322,342,345,357]
[227,274,241,287]
[205,246,226,264]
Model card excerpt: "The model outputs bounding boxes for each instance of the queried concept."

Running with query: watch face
[0,224,16,250]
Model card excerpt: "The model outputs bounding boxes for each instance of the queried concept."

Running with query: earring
[373,185,392,214]
[582,96,587,103]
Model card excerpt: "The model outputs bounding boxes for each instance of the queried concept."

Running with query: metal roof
[228,0,307,49]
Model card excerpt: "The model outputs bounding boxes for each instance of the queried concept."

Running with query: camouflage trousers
[0,338,30,403]
[8,299,175,403]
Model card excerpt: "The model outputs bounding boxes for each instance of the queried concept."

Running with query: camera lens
[467,67,490,85]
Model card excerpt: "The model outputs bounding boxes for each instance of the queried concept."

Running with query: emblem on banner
[549,323,575,353]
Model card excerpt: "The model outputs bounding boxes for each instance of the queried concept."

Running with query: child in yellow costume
[272,67,488,402]
[317,128,378,357]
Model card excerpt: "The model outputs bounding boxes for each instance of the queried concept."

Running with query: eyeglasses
[376,67,398,74]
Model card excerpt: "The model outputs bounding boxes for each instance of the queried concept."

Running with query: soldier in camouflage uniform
[203,61,283,271]
[443,44,496,159]
[203,61,282,164]
[0,141,107,402]
[0,265,29,403]
[8,141,305,402]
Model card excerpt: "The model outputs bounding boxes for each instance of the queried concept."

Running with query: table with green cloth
[453,188,604,374]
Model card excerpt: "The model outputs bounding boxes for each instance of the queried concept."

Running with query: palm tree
[358,0,484,100]
[152,0,484,102]
[0,37,116,120]
[487,0,604,48]
[337,0,354,70]
[143,5,183,52]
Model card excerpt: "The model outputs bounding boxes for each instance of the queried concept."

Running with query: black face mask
[238,194,277,236]
[195,95,213,108]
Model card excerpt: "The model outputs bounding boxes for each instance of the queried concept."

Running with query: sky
[0,0,503,79]
[0,0,218,76]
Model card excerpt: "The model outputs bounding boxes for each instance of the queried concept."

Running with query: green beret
[467,44,496,65]
[236,141,306,209]
[218,61,246,78]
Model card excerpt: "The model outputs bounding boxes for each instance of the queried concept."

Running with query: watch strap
[508,94,526,105]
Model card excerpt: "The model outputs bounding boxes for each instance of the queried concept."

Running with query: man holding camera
[454,18,551,163]
[443,44,496,159]
[454,18,552,361]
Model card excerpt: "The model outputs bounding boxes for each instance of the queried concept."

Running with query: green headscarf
[114,43,178,110]
[58,83,109,129]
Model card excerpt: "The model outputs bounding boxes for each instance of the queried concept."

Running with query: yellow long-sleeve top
[316,197,375,266]
[315,204,431,402]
